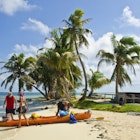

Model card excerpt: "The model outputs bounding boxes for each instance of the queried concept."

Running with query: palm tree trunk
[115,66,119,103]
[88,89,93,98]
[26,80,48,100]
[74,44,87,101]
[32,85,48,100]
[115,77,119,103]
[48,78,57,99]
[18,78,22,92]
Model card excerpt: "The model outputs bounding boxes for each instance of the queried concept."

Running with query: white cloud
[81,32,114,76]
[21,18,51,36]
[4,32,140,93]
[43,39,54,49]
[13,44,39,57]
[13,39,53,57]
[0,0,36,16]
[80,32,140,92]
[128,34,140,43]
[121,6,140,27]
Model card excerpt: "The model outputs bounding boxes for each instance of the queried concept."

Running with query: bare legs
[10,113,14,120]
[23,113,29,126]
[18,113,29,128]
[5,113,8,118]
[5,113,14,120]
[18,113,21,127]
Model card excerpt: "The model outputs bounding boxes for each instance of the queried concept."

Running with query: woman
[17,92,29,127]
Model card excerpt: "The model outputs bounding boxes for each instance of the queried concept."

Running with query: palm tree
[26,59,51,99]
[36,48,82,100]
[0,53,36,92]
[97,35,140,101]
[63,9,92,101]
[88,69,110,98]
[31,29,82,100]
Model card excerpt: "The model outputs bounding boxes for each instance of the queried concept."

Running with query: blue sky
[0,0,140,93]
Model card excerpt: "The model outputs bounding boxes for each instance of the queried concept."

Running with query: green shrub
[73,99,140,112]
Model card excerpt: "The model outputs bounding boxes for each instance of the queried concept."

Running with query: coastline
[0,97,140,140]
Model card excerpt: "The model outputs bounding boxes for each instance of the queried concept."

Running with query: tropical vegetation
[74,99,140,112]
[62,9,92,101]
[87,69,110,97]
[0,9,140,104]
[0,53,36,92]
[97,35,140,101]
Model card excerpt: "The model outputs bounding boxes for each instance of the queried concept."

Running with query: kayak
[0,111,91,127]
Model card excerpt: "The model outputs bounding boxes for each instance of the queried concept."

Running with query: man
[3,92,17,120]
[56,100,72,116]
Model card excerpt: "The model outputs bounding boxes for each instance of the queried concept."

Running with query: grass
[72,99,140,113]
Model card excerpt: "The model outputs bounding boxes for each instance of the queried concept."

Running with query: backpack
[70,113,77,124]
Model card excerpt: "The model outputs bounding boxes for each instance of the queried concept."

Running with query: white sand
[0,98,140,140]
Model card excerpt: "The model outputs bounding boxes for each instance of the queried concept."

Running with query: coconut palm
[31,29,82,100]
[63,9,92,101]
[88,69,110,98]
[97,35,140,101]
[0,53,36,92]
[36,48,81,100]
[26,59,51,99]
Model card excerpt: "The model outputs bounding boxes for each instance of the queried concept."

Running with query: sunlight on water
[0,92,43,118]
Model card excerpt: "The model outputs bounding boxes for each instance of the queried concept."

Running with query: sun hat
[19,92,24,96]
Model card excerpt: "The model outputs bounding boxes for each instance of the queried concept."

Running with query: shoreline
[0,97,140,140]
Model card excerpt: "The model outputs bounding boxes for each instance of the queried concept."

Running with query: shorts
[59,110,69,117]
[6,108,15,114]
[16,106,27,113]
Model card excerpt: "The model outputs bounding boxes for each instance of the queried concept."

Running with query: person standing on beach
[3,92,17,120]
[17,92,29,127]
[56,100,72,116]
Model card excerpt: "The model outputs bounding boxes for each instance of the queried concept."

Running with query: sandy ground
[0,98,140,140]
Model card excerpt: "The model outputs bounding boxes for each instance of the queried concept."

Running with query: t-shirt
[6,96,14,109]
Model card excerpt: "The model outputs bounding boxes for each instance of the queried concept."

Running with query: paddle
[95,117,104,120]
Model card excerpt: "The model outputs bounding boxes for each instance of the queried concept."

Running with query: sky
[0,0,140,93]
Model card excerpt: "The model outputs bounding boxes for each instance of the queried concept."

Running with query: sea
[0,92,43,118]
[0,91,114,118]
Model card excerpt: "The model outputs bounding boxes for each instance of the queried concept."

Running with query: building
[118,92,140,103]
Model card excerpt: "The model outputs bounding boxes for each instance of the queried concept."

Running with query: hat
[19,92,24,96]
[8,92,12,96]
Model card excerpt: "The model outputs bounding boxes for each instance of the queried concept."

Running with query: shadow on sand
[0,126,17,132]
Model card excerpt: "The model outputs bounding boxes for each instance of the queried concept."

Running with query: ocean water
[0,91,114,118]
[0,92,43,118]
[0,92,43,104]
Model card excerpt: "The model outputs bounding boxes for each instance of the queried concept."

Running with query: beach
[0,98,140,140]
